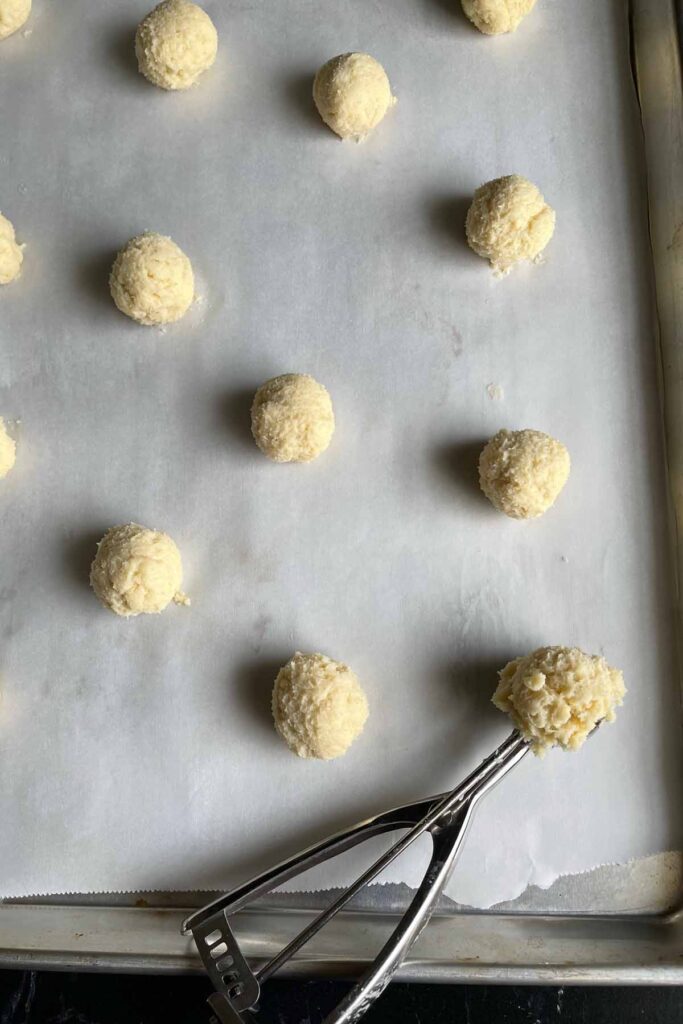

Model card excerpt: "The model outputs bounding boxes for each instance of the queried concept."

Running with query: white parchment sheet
[1,0,682,907]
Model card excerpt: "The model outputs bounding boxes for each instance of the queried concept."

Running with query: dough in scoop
[0,419,16,479]
[272,652,369,760]
[109,232,194,326]
[462,0,537,35]
[90,523,189,617]
[313,52,396,141]
[0,0,31,40]
[466,174,555,274]
[135,0,218,90]
[493,646,625,755]
[479,428,570,519]
[0,213,24,285]
[251,374,335,463]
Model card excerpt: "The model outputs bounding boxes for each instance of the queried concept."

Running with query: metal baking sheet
[1,0,683,983]
[1,856,683,982]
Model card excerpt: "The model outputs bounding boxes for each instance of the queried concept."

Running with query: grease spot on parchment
[251,612,272,654]
[451,326,464,357]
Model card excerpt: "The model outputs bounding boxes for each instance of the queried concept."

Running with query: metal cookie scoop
[183,729,529,1024]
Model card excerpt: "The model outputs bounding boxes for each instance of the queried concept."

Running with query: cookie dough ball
[313,52,396,141]
[109,232,194,326]
[90,523,189,617]
[0,213,24,285]
[493,646,626,755]
[0,0,31,40]
[251,374,335,463]
[0,419,16,478]
[462,0,537,35]
[135,0,218,91]
[272,652,369,760]
[479,428,569,519]
[466,175,555,275]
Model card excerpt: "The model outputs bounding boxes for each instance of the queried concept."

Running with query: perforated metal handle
[194,911,260,1018]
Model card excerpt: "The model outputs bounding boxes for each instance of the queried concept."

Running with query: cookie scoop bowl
[493,646,625,755]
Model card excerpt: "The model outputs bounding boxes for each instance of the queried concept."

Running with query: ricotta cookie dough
[272,652,369,760]
[313,52,396,141]
[90,523,189,617]
[465,175,555,275]
[479,428,570,519]
[109,232,194,326]
[0,213,24,285]
[135,0,218,90]
[251,374,335,463]
[0,419,16,479]
[462,0,537,35]
[493,646,626,755]
[0,0,31,40]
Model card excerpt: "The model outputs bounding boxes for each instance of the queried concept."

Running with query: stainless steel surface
[1,0,682,985]
[1,897,683,984]
[186,734,526,1021]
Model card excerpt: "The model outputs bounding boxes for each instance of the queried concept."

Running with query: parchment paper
[1,0,681,907]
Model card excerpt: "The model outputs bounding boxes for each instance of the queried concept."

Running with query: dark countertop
[1,971,681,1023]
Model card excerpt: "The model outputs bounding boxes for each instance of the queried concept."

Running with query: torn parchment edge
[4,850,681,917]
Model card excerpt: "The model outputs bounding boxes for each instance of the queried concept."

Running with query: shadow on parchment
[61,529,108,593]
[75,248,117,316]
[105,23,140,83]
[282,70,324,135]
[426,0,474,32]
[408,656,514,800]
[215,387,256,454]
[431,438,493,516]
[426,194,475,259]
[231,656,286,742]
